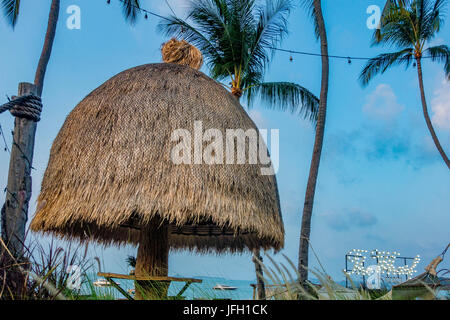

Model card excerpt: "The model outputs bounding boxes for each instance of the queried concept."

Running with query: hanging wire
[441,243,450,258]
[111,0,435,62]
[116,0,169,21]
[0,123,10,153]
[0,94,11,153]
[165,0,177,17]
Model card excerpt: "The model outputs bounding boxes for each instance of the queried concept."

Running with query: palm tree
[158,0,319,119]
[0,0,141,296]
[158,0,320,299]
[297,0,329,286]
[360,0,450,169]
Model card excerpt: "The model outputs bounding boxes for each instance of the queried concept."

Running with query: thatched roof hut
[30,62,284,255]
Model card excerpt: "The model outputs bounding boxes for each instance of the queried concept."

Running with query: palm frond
[246,82,319,123]
[420,0,447,41]
[374,5,417,47]
[243,0,292,83]
[158,13,227,77]
[120,0,140,24]
[158,0,293,86]
[360,49,414,85]
[377,0,448,46]
[252,0,292,58]
[158,0,317,124]
[1,0,20,28]
[425,44,450,79]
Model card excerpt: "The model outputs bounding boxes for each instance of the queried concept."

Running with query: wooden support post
[134,216,170,300]
[105,277,134,300]
[176,281,192,299]
[1,83,38,259]
[1,83,38,297]
[253,249,266,300]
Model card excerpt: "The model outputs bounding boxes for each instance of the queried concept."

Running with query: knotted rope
[0,94,42,122]
[161,38,203,70]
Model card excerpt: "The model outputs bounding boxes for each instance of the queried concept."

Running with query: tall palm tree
[360,0,450,169]
[158,0,320,299]
[297,0,329,286]
[0,0,141,295]
[158,0,319,119]
[2,0,141,95]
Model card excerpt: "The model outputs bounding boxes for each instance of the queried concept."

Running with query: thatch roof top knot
[161,38,203,70]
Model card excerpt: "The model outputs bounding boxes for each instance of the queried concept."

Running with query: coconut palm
[0,0,141,296]
[297,0,329,286]
[360,0,450,169]
[158,0,319,299]
[158,0,319,121]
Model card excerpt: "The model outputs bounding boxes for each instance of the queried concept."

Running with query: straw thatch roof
[30,63,284,253]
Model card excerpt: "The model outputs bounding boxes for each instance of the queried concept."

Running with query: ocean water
[171,277,255,300]
[85,274,255,300]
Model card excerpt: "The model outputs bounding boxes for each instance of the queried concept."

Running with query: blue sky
[0,0,449,282]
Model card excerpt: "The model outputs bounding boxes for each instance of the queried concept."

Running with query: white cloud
[363,84,404,121]
[431,79,450,131]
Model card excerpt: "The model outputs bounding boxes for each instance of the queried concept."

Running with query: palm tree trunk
[0,0,60,297]
[231,85,266,297]
[35,0,60,96]
[1,83,38,299]
[134,217,170,300]
[416,58,450,169]
[231,88,243,100]
[298,0,329,285]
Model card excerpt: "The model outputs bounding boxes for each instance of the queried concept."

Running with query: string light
[107,0,435,63]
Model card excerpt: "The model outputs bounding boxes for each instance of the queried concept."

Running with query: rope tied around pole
[0,94,42,122]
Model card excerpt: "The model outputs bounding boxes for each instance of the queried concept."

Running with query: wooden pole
[1,83,38,297]
[134,216,170,300]
[1,83,38,259]
[253,249,266,300]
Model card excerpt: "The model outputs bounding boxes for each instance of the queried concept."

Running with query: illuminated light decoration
[345,249,420,277]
